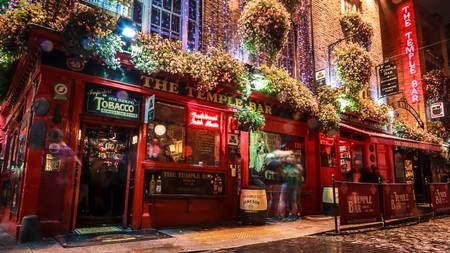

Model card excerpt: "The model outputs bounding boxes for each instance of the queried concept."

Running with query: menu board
[379,62,399,96]
[187,128,219,166]
[146,170,225,196]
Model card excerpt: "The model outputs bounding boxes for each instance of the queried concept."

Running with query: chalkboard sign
[379,63,399,96]
[84,83,141,121]
[145,170,225,196]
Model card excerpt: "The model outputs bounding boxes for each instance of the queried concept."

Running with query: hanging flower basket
[239,0,291,62]
[333,42,372,95]
[234,106,266,132]
[340,12,374,49]
[422,69,448,103]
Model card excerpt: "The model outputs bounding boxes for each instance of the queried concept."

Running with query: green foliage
[317,103,341,132]
[234,106,266,132]
[393,120,442,144]
[427,121,448,140]
[239,0,291,62]
[333,42,372,95]
[422,69,448,103]
[340,12,374,49]
[59,5,123,69]
[317,85,341,109]
[258,64,318,115]
[131,32,247,93]
[0,0,48,56]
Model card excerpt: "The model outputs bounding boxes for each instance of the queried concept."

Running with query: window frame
[145,100,223,167]
[142,0,202,50]
[341,0,362,13]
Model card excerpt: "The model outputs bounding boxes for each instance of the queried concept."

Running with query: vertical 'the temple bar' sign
[399,1,423,104]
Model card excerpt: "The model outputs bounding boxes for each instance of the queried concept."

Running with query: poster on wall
[378,62,399,97]
[337,181,382,225]
[84,83,141,121]
[382,184,417,220]
[430,102,445,119]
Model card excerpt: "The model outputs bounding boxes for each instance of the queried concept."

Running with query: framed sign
[84,83,141,121]
[315,69,326,86]
[378,62,399,97]
[430,102,445,119]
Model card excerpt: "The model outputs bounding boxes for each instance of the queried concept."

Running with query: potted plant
[234,106,266,132]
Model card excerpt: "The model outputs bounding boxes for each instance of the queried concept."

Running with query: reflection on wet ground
[211,236,393,253]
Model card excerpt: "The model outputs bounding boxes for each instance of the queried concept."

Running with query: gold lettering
[218,94,228,104]
[197,91,206,100]
[206,92,218,103]
[186,86,195,97]
[235,98,243,107]
[154,79,167,91]
[265,105,272,115]
[249,101,257,111]
[141,75,152,88]
[257,104,264,113]
[168,82,179,94]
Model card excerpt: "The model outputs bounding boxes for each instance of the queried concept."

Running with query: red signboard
[382,183,417,220]
[337,182,382,225]
[428,183,450,213]
[398,0,423,104]
[188,109,220,129]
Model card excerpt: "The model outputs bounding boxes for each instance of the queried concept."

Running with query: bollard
[18,215,41,243]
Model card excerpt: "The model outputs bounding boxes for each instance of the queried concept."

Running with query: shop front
[0,28,321,237]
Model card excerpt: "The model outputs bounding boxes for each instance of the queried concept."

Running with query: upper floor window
[341,0,362,13]
[144,0,202,50]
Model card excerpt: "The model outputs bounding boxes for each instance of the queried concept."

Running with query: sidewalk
[1,218,334,253]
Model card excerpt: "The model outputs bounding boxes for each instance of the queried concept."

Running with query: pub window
[147,102,186,162]
[278,28,296,77]
[146,101,220,166]
[145,0,202,50]
[341,0,362,13]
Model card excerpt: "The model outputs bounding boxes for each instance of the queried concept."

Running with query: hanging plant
[333,42,372,95]
[59,5,123,69]
[393,119,443,144]
[340,12,374,49]
[239,0,291,62]
[234,106,266,132]
[317,85,342,109]
[258,64,318,115]
[427,121,448,140]
[317,103,341,132]
[0,0,48,56]
[353,97,391,123]
[132,32,247,93]
[422,69,448,103]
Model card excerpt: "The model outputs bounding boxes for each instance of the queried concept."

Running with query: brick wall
[311,0,384,98]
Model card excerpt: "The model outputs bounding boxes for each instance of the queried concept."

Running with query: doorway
[76,125,136,227]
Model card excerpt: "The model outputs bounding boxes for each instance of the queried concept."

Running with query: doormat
[74,226,125,235]
[55,229,172,248]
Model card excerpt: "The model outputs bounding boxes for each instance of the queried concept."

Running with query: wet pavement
[322,216,450,253]
[211,237,392,253]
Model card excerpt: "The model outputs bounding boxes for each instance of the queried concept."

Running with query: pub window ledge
[141,160,226,171]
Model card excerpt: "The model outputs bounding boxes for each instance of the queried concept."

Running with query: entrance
[76,125,136,227]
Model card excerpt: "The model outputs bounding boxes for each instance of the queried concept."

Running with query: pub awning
[340,123,443,152]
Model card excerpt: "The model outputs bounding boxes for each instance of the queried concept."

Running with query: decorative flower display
[427,121,448,140]
[422,69,448,103]
[340,12,374,49]
[317,85,342,109]
[393,120,443,144]
[317,103,341,132]
[0,0,48,56]
[58,5,123,69]
[258,64,318,115]
[352,97,391,123]
[132,32,247,93]
[239,0,291,62]
[333,42,372,95]
[234,106,266,132]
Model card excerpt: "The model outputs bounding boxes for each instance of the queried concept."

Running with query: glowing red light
[189,109,220,129]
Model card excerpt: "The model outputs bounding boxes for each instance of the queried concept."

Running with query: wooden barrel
[239,186,267,225]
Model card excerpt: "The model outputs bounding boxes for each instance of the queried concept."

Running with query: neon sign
[189,110,220,129]
[399,1,422,104]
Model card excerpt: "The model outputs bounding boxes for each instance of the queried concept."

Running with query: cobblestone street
[320,216,450,252]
